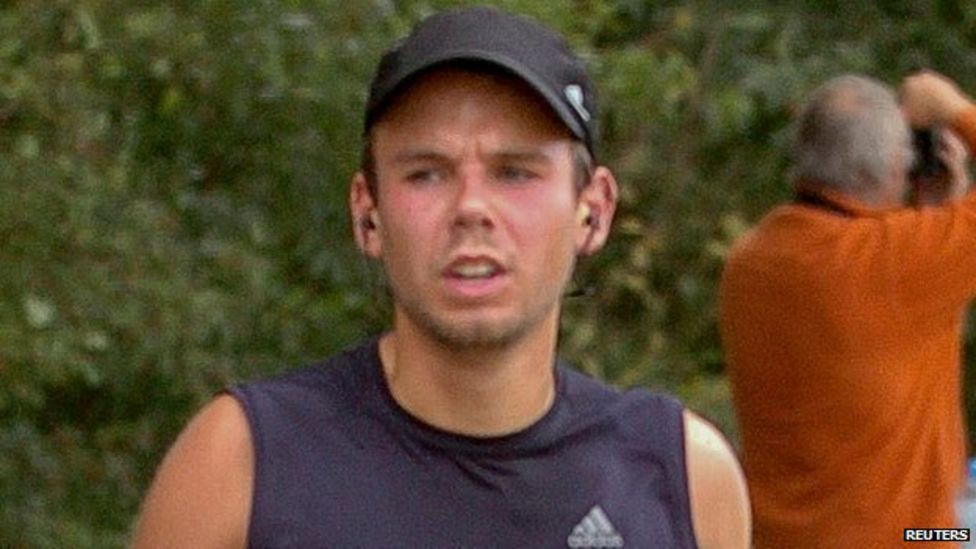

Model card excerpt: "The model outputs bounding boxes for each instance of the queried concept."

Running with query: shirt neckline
[362,337,568,456]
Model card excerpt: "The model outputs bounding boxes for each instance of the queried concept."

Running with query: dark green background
[3,1,976,546]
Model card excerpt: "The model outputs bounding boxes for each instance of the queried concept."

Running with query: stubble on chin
[389,284,566,352]
[384,251,576,352]
[396,297,530,350]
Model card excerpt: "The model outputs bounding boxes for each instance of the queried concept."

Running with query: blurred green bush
[2,1,976,546]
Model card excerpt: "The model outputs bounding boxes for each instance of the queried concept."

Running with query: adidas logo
[567,505,624,548]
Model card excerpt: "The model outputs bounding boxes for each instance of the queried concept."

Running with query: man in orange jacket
[720,71,976,548]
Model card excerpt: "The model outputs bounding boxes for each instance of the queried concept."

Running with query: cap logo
[564,84,590,122]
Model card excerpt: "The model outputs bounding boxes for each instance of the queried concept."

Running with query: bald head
[793,75,913,206]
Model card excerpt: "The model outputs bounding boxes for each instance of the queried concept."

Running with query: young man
[720,71,976,548]
[133,7,750,548]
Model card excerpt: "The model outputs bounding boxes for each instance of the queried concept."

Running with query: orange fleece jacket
[720,107,976,549]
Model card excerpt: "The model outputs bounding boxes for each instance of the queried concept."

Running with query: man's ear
[350,172,382,258]
[575,166,619,256]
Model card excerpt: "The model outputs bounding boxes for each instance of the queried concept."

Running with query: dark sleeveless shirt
[226,339,697,548]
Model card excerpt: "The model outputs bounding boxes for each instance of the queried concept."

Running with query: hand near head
[940,128,972,200]
[913,128,972,206]
[901,70,973,128]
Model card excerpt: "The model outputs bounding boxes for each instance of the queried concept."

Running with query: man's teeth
[453,263,497,279]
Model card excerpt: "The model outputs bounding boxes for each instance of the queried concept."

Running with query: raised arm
[131,395,253,549]
[902,71,973,128]
[684,410,751,549]
[902,70,976,151]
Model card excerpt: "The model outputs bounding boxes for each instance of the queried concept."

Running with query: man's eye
[405,169,443,184]
[498,166,537,183]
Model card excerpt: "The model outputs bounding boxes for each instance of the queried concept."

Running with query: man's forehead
[368,73,574,162]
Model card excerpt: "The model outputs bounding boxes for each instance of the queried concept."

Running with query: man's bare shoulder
[131,394,253,549]
[683,409,752,549]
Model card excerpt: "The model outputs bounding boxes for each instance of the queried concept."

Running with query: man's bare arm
[131,395,253,549]
[684,409,752,549]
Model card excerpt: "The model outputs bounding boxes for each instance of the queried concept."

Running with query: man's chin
[392,295,558,351]
[426,318,524,350]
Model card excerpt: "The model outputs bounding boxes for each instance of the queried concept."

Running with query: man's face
[360,68,592,348]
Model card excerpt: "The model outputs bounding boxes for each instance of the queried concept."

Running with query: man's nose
[452,166,495,229]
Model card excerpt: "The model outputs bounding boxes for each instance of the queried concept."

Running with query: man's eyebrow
[392,150,450,164]
[391,148,554,164]
[492,149,553,164]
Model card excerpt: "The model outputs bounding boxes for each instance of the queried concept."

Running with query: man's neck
[794,180,903,213]
[377,315,558,438]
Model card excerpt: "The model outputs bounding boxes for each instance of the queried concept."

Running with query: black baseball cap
[365,6,598,157]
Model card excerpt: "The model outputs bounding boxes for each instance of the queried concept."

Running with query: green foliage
[2,0,976,545]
